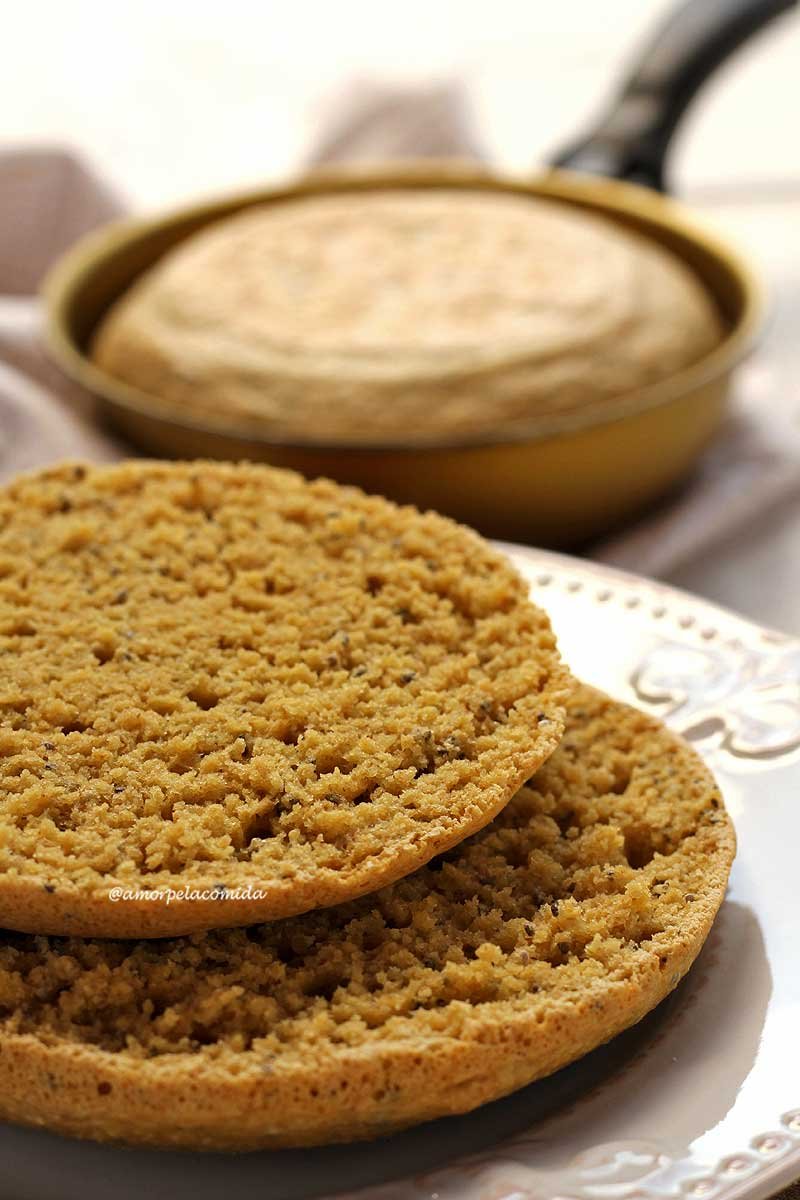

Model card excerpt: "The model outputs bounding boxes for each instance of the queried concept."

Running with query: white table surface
[5,0,800,633]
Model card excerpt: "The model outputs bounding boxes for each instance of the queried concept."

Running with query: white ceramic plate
[1,546,798,1200]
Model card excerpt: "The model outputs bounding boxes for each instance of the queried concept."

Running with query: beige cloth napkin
[3,89,800,578]
[0,147,127,473]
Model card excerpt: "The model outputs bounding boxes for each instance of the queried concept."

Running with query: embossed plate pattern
[0,546,798,1200]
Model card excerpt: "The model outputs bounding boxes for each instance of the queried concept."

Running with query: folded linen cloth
[2,99,799,576]
[0,147,127,477]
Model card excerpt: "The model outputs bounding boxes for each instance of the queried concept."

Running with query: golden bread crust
[0,684,734,1148]
[0,460,567,936]
[92,189,723,443]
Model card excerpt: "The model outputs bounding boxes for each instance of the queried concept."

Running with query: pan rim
[43,161,766,456]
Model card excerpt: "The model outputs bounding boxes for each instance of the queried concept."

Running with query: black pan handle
[552,0,797,192]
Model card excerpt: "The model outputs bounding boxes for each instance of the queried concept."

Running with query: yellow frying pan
[44,0,793,546]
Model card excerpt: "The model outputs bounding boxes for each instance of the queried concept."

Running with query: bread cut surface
[92,188,723,443]
[0,684,734,1150]
[0,460,567,936]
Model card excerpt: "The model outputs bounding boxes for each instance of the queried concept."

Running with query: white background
[5,0,799,208]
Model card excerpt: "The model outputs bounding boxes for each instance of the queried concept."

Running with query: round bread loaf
[0,460,567,937]
[92,188,723,443]
[0,684,734,1150]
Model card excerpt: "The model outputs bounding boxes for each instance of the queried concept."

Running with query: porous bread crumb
[91,188,724,443]
[0,684,735,1150]
[0,460,568,936]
